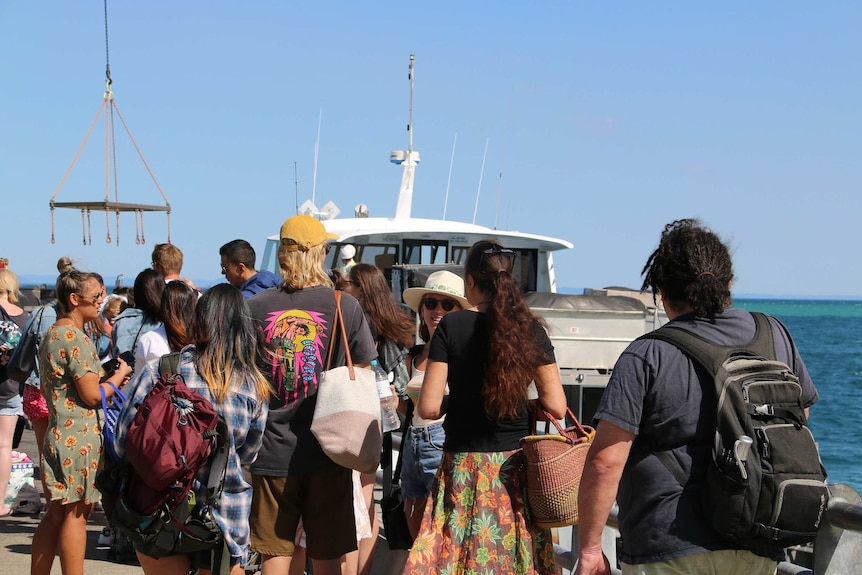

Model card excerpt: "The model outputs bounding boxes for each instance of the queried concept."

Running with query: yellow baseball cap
[279,215,338,251]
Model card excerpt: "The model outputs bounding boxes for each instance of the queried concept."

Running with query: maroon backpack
[124,353,220,514]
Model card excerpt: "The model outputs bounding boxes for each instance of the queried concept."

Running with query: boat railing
[552,483,862,575]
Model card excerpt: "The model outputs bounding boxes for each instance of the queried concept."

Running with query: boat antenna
[472,137,489,225]
[392,55,420,219]
[294,161,299,215]
[494,90,513,230]
[312,106,322,206]
[442,131,457,220]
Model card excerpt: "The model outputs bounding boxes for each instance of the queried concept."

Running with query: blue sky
[2,2,860,296]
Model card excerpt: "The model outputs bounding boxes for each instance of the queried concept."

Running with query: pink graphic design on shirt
[262,309,328,404]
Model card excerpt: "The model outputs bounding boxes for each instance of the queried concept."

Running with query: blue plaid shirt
[113,347,268,562]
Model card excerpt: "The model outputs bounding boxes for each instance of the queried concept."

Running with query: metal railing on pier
[553,483,862,575]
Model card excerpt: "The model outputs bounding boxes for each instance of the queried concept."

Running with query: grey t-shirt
[594,307,817,565]
[247,285,377,475]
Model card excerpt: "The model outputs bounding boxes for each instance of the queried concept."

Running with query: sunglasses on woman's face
[422,298,459,312]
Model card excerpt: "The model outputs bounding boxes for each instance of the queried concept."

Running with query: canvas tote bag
[311,291,383,473]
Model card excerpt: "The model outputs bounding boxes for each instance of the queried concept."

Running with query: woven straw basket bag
[520,407,595,529]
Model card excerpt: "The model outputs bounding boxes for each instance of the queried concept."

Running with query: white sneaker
[98,527,111,546]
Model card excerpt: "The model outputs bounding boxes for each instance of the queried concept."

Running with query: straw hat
[402,270,470,312]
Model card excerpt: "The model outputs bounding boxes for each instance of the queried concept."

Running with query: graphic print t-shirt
[247,285,377,475]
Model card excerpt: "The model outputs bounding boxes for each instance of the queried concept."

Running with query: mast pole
[393,54,419,219]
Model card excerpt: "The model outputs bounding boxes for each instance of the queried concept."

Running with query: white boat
[260,55,667,426]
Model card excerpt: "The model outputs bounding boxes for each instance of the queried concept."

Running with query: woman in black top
[404,241,567,575]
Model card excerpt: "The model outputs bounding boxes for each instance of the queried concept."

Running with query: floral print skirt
[403,450,560,575]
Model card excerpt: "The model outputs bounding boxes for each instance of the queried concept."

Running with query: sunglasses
[79,289,106,305]
[482,247,515,258]
[422,298,459,312]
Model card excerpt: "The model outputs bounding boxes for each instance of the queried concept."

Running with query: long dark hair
[466,240,549,420]
[641,218,733,318]
[133,269,165,322]
[191,284,271,402]
[348,263,414,349]
[160,280,197,351]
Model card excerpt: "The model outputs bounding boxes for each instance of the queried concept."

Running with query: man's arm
[575,420,635,575]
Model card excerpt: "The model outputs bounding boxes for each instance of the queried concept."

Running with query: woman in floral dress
[404,241,568,575]
[30,270,132,575]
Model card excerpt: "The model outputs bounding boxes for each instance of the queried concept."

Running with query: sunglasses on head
[422,298,459,311]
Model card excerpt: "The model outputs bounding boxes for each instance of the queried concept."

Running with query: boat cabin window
[450,246,539,292]
[402,240,449,265]
[327,243,400,272]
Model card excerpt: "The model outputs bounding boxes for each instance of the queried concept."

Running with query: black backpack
[642,312,829,550]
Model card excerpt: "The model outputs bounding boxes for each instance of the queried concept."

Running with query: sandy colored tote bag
[311,291,383,473]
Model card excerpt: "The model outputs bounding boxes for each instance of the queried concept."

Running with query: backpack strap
[639,311,777,488]
[157,351,181,378]
[639,312,776,376]
[131,318,148,355]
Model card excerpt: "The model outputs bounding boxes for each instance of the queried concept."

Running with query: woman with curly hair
[31,270,133,575]
[403,241,567,575]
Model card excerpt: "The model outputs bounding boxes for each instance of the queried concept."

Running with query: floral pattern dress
[404,450,560,575]
[38,325,103,505]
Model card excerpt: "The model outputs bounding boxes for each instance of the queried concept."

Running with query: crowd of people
[0,216,820,575]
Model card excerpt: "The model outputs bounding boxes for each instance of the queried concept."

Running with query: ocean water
[735,298,862,494]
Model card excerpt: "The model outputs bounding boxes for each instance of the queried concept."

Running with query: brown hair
[348,263,414,348]
[161,281,197,351]
[152,243,184,276]
[465,240,548,420]
[55,270,96,317]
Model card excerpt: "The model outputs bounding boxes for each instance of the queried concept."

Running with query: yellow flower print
[82,467,89,478]
[68,474,75,485]
[58,348,68,360]
[71,346,80,359]
[411,530,438,564]
[53,481,66,492]
[78,447,89,457]
[64,398,76,409]
[90,460,100,471]
[76,485,85,496]
[63,418,74,429]
[64,436,78,448]
[53,367,64,378]
[63,457,73,467]
[64,330,75,341]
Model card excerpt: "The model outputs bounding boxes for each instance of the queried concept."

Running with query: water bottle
[371,360,400,432]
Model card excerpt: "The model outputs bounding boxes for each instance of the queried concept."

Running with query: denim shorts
[0,393,24,417]
[400,423,445,499]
